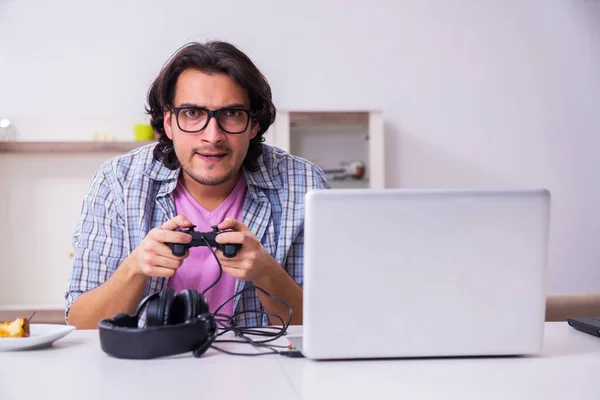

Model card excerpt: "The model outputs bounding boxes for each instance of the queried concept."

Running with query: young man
[65,41,330,329]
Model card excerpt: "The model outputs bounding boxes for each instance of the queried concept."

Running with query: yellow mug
[134,124,155,141]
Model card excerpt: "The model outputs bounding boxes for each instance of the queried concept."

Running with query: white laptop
[296,188,551,360]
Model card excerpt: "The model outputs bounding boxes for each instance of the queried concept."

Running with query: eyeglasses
[171,107,255,134]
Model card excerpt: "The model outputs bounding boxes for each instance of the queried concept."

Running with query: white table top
[1,322,598,399]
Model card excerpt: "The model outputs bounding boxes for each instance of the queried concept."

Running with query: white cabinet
[263,110,385,189]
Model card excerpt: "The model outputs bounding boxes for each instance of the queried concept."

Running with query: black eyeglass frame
[170,107,256,134]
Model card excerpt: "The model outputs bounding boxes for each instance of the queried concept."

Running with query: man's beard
[177,145,241,186]
[183,163,240,186]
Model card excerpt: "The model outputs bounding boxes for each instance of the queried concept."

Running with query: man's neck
[180,170,242,212]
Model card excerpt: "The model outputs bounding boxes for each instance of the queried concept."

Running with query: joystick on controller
[167,225,242,258]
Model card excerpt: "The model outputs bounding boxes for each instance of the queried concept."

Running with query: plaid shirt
[65,142,330,326]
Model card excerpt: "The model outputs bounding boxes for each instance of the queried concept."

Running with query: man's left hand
[215,217,279,282]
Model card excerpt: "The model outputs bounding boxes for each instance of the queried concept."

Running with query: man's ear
[250,119,259,140]
[163,110,174,140]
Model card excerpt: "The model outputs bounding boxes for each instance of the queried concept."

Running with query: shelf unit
[264,110,385,189]
[0,140,155,153]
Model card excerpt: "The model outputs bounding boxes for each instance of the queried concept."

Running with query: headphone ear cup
[146,287,175,326]
[171,289,203,324]
[198,292,209,315]
[193,290,209,316]
[171,289,211,324]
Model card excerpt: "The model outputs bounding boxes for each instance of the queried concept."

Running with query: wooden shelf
[0,140,155,153]
[289,111,369,126]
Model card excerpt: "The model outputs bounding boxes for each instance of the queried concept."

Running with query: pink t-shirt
[167,175,247,318]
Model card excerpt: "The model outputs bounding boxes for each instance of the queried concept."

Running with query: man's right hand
[131,214,195,278]
[67,215,195,329]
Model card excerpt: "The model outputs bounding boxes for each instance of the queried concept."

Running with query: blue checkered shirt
[65,142,330,326]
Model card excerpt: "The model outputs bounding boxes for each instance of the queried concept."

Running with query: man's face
[164,69,258,186]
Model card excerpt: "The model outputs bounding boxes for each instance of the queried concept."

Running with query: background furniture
[264,110,385,189]
[546,293,600,321]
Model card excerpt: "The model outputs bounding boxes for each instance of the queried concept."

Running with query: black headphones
[98,287,217,359]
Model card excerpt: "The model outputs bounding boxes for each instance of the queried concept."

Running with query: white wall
[1,0,599,307]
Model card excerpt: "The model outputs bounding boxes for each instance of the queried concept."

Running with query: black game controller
[167,225,242,258]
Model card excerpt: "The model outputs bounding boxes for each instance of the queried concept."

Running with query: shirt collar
[243,146,282,191]
[143,147,180,182]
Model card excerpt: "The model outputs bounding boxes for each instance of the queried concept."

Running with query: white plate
[0,324,75,351]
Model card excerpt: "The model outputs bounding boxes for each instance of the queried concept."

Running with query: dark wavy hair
[145,41,276,172]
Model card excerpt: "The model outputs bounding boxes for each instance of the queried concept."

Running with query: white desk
[1,322,598,399]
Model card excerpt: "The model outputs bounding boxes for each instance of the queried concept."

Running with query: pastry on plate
[0,317,31,338]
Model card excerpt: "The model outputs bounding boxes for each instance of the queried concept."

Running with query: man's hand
[215,217,303,325]
[132,214,195,278]
[215,217,278,281]
[67,214,195,329]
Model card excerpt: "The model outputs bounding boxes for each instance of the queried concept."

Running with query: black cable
[214,338,289,349]
[213,327,287,354]
[199,236,223,296]
[236,331,288,352]
[210,344,279,356]
[216,310,286,336]
[212,289,291,344]
[194,233,295,357]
